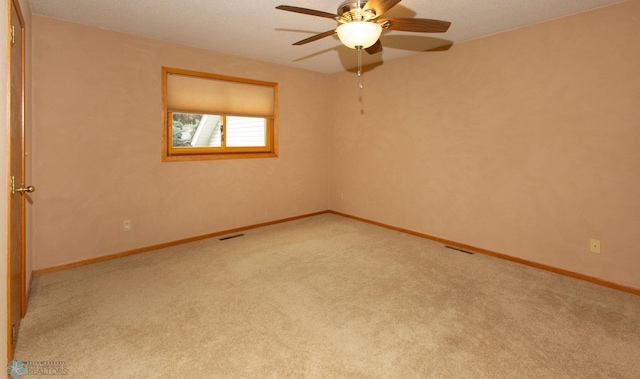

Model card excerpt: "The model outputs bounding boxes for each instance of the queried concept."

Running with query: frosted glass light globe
[337,21,382,49]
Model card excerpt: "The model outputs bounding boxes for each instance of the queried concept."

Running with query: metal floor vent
[444,245,474,255]
[219,233,244,241]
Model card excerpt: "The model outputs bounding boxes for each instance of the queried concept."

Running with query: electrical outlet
[340,192,344,200]
[589,239,600,254]
[123,220,132,231]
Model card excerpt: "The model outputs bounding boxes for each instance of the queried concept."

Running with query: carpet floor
[14,214,640,378]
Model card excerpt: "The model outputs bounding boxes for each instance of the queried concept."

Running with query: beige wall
[31,16,330,269]
[329,0,640,288]
[29,1,640,290]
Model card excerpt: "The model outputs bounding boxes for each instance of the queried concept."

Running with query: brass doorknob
[15,185,35,193]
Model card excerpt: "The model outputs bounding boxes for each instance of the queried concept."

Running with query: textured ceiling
[29,0,625,74]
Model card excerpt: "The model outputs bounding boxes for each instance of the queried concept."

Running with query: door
[7,0,31,359]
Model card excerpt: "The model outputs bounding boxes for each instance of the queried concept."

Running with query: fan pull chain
[357,46,363,89]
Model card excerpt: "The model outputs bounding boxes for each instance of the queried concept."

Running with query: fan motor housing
[338,0,377,22]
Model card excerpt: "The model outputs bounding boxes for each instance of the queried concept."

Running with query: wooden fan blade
[365,39,383,54]
[363,0,402,18]
[276,5,337,19]
[381,18,451,33]
[293,30,336,45]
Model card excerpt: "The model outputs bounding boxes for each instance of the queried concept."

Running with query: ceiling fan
[276,0,451,86]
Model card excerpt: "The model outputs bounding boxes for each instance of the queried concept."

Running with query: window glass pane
[226,117,267,147]
[172,113,222,148]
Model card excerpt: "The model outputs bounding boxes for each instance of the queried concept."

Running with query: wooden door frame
[6,0,27,361]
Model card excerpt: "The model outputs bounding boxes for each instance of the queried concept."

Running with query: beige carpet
[14,214,640,378]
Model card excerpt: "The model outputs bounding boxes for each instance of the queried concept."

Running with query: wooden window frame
[162,67,278,161]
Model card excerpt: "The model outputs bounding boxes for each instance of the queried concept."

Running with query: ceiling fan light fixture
[336,21,382,49]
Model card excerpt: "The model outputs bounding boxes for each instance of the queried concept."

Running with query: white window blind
[165,70,275,118]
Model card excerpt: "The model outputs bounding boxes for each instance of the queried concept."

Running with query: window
[162,67,278,161]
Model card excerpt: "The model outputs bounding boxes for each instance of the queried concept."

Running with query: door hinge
[10,25,15,44]
[11,324,15,345]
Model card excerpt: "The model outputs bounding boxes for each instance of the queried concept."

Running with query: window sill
[162,152,279,162]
